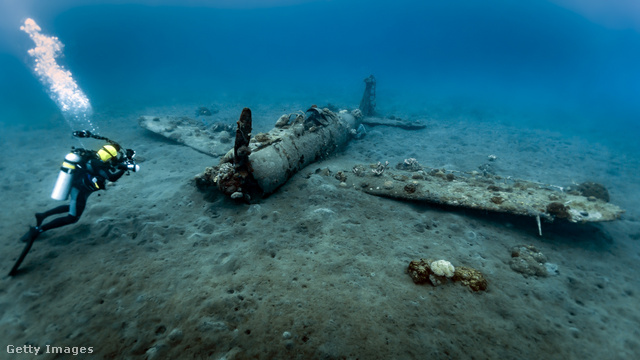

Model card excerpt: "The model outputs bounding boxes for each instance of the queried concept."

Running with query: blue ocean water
[1,0,639,143]
[2,2,640,358]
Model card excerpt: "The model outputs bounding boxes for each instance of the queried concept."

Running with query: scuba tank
[50,130,111,200]
[51,152,82,200]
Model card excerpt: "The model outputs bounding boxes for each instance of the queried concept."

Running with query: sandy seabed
[1,101,639,360]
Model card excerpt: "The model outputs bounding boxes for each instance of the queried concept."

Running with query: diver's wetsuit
[34,155,126,235]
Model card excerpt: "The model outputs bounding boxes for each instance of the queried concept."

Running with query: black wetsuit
[35,154,126,234]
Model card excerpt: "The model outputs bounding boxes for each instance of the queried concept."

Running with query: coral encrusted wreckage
[194,106,361,201]
[339,161,624,227]
[408,258,488,292]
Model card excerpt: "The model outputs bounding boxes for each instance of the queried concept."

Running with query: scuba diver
[8,130,140,276]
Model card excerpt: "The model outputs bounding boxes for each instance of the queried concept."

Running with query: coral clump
[408,259,487,292]
[509,245,548,277]
[428,259,455,286]
[254,133,270,143]
[408,259,432,284]
[490,196,504,204]
[430,259,455,278]
[408,258,451,285]
[334,171,347,183]
[396,158,422,171]
[452,266,488,292]
[404,183,417,194]
[575,182,610,202]
[547,202,570,219]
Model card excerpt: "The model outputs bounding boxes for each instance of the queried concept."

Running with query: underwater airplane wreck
[139,75,624,236]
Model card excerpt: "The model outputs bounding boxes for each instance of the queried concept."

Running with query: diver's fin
[20,227,41,243]
[9,234,37,277]
[9,227,41,276]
